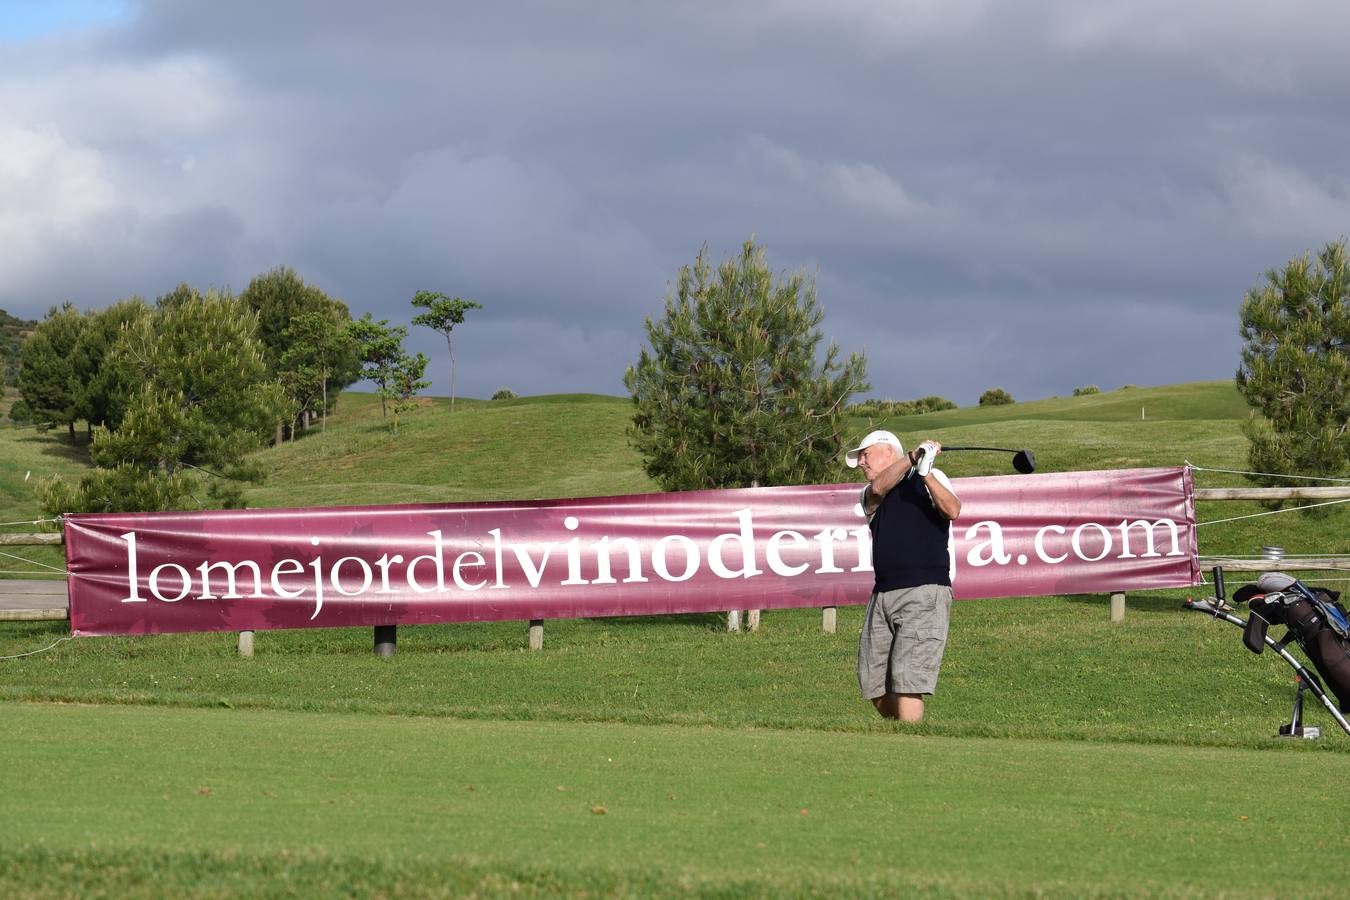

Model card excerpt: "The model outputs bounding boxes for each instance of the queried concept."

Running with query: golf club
[940,446,1036,474]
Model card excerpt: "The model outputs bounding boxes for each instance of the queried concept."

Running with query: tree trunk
[321,376,328,432]
[447,335,456,414]
[274,423,284,447]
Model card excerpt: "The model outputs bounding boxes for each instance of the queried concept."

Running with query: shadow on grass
[1060,591,1197,614]
[15,430,92,464]
[585,612,728,630]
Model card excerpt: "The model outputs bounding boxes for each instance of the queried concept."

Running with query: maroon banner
[64,467,1198,636]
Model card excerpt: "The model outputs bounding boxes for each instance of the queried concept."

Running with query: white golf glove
[915,441,937,477]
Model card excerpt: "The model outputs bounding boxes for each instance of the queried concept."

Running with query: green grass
[3,596,1347,748]
[3,380,1350,896]
[5,703,1349,898]
[247,392,657,508]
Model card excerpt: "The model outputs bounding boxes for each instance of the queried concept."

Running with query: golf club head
[936,445,1036,473]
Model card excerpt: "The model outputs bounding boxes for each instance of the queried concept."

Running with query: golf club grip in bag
[1245,586,1350,713]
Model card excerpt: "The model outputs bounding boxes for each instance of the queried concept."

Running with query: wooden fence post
[822,606,837,634]
[746,480,762,629]
[1110,592,1126,623]
[726,610,741,632]
[237,631,254,658]
[528,619,544,650]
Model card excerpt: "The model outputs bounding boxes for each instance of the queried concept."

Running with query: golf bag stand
[1183,565,1350,738]
[1279,676,1316,739]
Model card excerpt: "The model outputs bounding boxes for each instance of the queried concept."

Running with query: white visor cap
[844,430,903,468]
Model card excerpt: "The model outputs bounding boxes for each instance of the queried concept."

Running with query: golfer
[845,430,961,723]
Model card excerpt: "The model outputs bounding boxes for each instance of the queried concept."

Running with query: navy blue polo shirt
[867,470,956,592]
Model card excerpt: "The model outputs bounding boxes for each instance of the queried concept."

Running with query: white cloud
[3,0,1346,401]
[0,124,116,288]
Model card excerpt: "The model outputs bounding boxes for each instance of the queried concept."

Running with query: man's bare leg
[870,693,926,722]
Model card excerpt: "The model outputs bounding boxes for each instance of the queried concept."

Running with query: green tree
[38,290,290,513]
[278,309,361,434]
[410,290,482,413]
[240,267,359,439]
[347,313,408,419]
[979,388,1013,406]
[624,239,869,490]
[155,282,202,309]
[241,267,335,369]
[70,298,152,433]
[18,302,86,440]
[1,307,37,388]
[1236,239,1350,483]
[384,352,430,436]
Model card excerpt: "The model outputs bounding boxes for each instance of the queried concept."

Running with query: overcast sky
[3,1,1348,405]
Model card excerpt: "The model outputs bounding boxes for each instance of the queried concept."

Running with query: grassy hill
[248,392,657,509]
[2,378,1345,560]
[252,379,1344,559]
[0,307,36,387]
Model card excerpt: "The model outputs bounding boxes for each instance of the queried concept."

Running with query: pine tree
[18,302,85,440]
[71,298,152,432]
[38,290,289,513]
[1236,239,1350,483]
[624,239,869,490]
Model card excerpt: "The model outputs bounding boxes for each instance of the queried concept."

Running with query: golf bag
[1234,572,1350,714]
[1184,568,1350,737]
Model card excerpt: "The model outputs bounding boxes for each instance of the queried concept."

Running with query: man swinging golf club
[845,430,961,723]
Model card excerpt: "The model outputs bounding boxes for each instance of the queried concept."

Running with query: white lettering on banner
[590,536,649,586]
[407,530,447,593]
[812,527,845,574]
[1117,518,1182,559]
[331,557,374,598]
[307,537,325,618]
[708,508,764,579]
[766,530,810,576]
[1034,525,1068,564]
[112,508,1179,620]
[652,534,699,582]
[452,551,487,590]
[271,558,305,599]
[149,563,191,602]
[561,517,587,586]
[374,554,404,593]
[115,510,872,618]
[197,559,264,600]
[964,522,1013,567]
[120,532,144,603]
[963,518,1185,568]
[1071,523,1112,562]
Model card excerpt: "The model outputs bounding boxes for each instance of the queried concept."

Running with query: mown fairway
[2,381,1349,897]
[6,702,1350,898]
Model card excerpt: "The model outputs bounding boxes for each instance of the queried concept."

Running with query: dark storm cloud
[4,1,1348,404]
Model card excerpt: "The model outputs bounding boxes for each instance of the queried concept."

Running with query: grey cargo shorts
[857,583,954,699]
